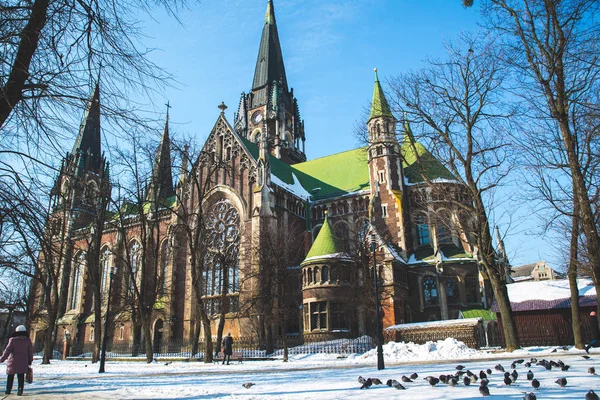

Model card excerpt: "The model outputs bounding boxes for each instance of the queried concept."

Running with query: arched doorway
[153,319,163,354]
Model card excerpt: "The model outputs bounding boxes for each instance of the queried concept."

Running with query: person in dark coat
[586,311,600,353]
[0,325,33,396]
[222,332,234,365]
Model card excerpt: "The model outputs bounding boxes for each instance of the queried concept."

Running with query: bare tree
[388,33,521,350]
[482,0,600,317]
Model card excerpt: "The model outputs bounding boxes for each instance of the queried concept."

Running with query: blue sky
[136,0,551,268]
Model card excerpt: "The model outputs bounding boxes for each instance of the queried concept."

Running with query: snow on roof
[385,317,482,331]
[492,278,597,312]
[271,172,311,200]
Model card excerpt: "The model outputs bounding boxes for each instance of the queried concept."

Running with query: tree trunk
[143,319,153,363]
[569,199,583,348]
[0,0,50,128]
[92,294,102,363]
[490,273,519,351]
[202,316,213,363]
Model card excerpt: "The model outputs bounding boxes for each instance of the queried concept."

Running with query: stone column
[438,277,449,320]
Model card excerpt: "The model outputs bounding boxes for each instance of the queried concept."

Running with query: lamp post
[370,233,385,370]
[99,266,116,373]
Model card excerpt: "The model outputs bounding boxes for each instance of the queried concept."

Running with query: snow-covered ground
[3,339,600,399]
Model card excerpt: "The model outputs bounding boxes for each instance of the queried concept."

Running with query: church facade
[31,0,482,350]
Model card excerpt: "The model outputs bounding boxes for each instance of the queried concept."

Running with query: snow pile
[349,337,484,363]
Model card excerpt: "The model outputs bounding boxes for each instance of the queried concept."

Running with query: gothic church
[32,0,482,349]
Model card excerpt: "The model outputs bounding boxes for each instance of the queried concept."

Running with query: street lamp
[99,266,117,373]
[370,233,385,370]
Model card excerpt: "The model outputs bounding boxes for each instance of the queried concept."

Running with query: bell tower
[234,0,306,165]
[367,69,407,252]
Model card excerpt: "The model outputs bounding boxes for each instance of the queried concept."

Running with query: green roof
[304,215,346,261]
[369,69,393,120]
[239,135,456,201]
[460,309,496,321]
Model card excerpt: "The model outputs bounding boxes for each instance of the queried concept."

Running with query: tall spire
[252,0,288,92]
[72,81,101,171]
[148,108,175,200]
[369,68,393,121]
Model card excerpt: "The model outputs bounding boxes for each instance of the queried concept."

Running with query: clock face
[252,111,263,124]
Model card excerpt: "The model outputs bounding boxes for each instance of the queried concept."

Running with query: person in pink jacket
[0,325,33,396]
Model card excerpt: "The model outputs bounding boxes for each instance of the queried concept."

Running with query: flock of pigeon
[355,355,599,399]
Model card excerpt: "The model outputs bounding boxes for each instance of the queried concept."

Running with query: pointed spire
[252,0,288,92]
[369,68,393,121]
[148,109,175,200]
[72,81,101,171]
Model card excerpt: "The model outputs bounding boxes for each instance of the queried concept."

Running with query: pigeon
[511,362,517,369]
[401,376,413,383]
[552,360,561,368]
[439,375,448,384]
[480,378,489,387]
[486,368,492,375]
[561,364,570,371]
[358,376,366,384]
[523,393,537,400]
[524,362,532,368]
[495,364,505,372]
[463,376,471,386]
[479,370,487,380]
[164,361,172,366]
[410,372,418,380]
[586,390,600,400]
[360,378,373,389]
[552,348,558,353]
[448,377,458,387]
[582,355,591,360]
[530,358,538,363]
[424,376,440,386]
[470,374,478,384]
[503,376,512,386]
[479,384,490,396]
[555,377,567,388]
[386,379,394,386]
[515,359,525,364]
[456,365,465,371]
[456,370,466,377]
[242,383,255,389]
[510,370,518,382]
[371,378,383,385]
[526,370,534,380]
[392,381,406,390]
[589,367,596,375]
[561,345,569,351]
[531,378,540,389]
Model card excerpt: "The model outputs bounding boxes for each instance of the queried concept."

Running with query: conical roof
[252,0,288,92]
[72,81,101,171]
[369,68,393,121]
[148,113,174,200]
[304,214,348,262]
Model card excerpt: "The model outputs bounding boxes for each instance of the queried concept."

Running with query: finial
[374,68,379,82]
[218,101,227,114]
[324,210,328,217]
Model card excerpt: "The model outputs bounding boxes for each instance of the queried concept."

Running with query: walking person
[586,311,600,353]
[222,332,233,365]
[0,325,33,396]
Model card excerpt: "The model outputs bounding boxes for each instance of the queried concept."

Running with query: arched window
[423,276,438,305]
[314,267,320,283]
[322,266,329,283]
[416,215,430,246]
[203,199,241,314]
[128,240,141,297]
[68,252,85,310]
[436,210,453,244]
[159,239,169,297]
[254,132,261,144]
[308,268,313,284]
[446,277,459,303]
[100,246,111,303]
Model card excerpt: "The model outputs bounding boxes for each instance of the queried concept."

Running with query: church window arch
[308,268,313,284]
[321,266,329,283]
[100,246,112,304]
[159,239,169,297]
[203,199,241,314]
[314,267,320,283]
[423,276,438,305]
[312,224,322,242]
[251,129,262,144]
[446,277,459,303]
[68,252,85,311]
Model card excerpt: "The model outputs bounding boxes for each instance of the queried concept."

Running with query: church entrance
[153,319,163,354]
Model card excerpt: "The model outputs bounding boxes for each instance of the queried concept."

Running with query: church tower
[367,69,408,253]
[147,109,175,202]
[234,0,306,165]
[50,81,110,231]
